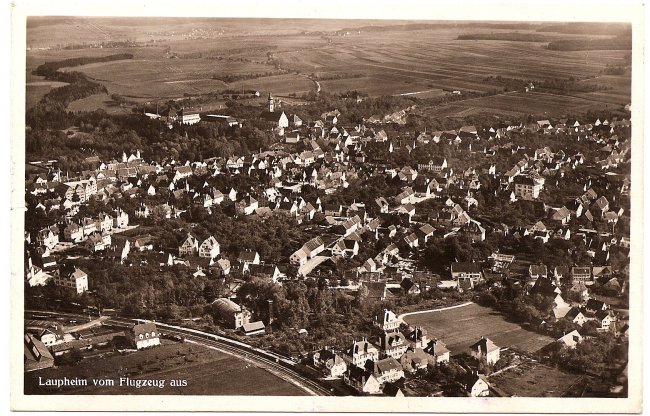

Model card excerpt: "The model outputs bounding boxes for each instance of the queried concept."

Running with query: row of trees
[33,53,134,78]
[482,75,611,93]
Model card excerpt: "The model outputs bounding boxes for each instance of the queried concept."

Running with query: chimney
[267,299,274,327]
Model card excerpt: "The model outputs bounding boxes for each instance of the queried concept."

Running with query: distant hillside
[547,35,632,51]
[538,22,631,37]
[339,22,540,33]
[457,32,549,42]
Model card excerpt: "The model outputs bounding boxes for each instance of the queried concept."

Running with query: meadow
[403,303,555,355]
[416,90,617,119]
[24,342,307,395]
[25,19,631,116]
[488,359,581,397]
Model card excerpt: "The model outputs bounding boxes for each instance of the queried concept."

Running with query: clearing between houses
[403,302,555,355]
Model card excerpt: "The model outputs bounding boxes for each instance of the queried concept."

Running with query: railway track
[172,331,331,396]
[104,318,331,396]
[26,310,331,396]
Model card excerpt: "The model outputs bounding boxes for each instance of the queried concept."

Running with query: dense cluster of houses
[309,307,507,396]
[24,96,630,394]
[25,101,630,297]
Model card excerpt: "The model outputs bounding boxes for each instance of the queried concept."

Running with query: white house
[199,236,220,259]
[133,322,161,349]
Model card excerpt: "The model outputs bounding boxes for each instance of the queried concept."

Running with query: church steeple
[267,92,274,112]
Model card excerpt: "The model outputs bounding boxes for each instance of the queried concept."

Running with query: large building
[451,262,482,289]
[211,298,251,329]
[54,267,88,294]
[417,157,448,173]
[260,93,289,128]
[513,175,544,200]
[177,109,201,125]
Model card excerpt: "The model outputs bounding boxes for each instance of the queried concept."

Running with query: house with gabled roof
[394,187,416,205]
[343,366,381,394]
[313,348,347,378]
[418,157,448,173]
[378,332,409,360]
[459,221,485,243]
[461,372,490,397]
[236,195,258,216]
[585,298,608,314]
[345,338,380,367]
[364,357,405,385]
[363,281,387,301]
[571,266,592,285]
[557,330,582,349]
[178,234,198,257]
[422,337,450,365]
[565,307,588,326]
[84,231,111,252]
[469,336,500,365]
[199,236,220,259]
[592,196,610,218]
[37,225,59,249]
[550,206,571,225]
[594,310,615,330]
[404,232,419,248]
[212,258,231,277]
[375,309,401,332]
[248,264,282,283]
[133,322,160,350]
[173,165,193,182]
[528,264,548,280]
[451,262,482,289]
[54,267,88,294]
[238,250,260,266]
[108,238,130,264]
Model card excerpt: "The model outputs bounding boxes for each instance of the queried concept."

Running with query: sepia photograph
[10,0,644,412]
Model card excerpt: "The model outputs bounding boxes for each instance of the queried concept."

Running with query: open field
[66,93,133,115]
[488,359,582,397]
[403,303,555,355]
[25,20,631,114]
[24,341,307,395]
[26,81,69,109]
[417,90,615,119]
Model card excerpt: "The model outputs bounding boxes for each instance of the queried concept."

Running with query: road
[298,73,320,94]
[397,301,474,321]
[26,310,331,396]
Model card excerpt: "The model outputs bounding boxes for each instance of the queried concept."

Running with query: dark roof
[586,298,606,310]
[133,322,157,337]
[469,337,499,354]
[514,176,535,185]
[260,111,286,123]
[238,250,259,262]
[529,277,558,297]
[370,357,402,375]
[364,282,386,299]
[451,262,482,274]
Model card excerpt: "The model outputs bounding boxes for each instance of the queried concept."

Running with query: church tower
[267,92,274,112]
